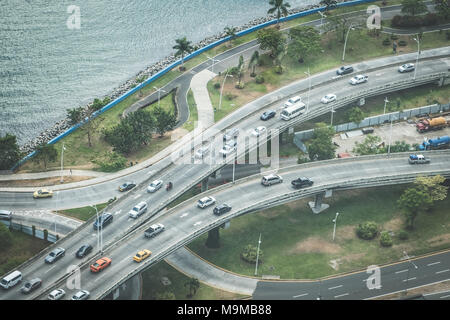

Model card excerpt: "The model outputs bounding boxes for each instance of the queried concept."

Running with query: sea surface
[0,0,320,144]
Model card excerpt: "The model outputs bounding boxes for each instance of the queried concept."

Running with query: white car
[349,75,368,85]
[283,96,301,108]
[195,146,210,159]
[147,180,163,193]
[321,94,336,104]
[219,141,237,157]
[251,126,267,137]
[398,63,415,73]
[48,289,65,300]
[197,196,216,209]
[71,290,90,300]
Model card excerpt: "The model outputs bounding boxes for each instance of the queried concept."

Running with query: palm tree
[224,26,237,47]
[248,50,260,77]
[267,0,291,27]
[320,0,337,12]
[173,37,194,71]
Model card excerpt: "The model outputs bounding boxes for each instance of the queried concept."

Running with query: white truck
[408,154,430,164]
[144,223,165,238]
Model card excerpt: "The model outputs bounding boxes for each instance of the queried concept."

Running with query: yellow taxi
[33,189,54,199]
[133,249,151,263]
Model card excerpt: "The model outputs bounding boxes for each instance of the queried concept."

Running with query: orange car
[90,257,112,273]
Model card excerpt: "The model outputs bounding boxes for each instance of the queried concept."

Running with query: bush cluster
[391,13,441,28]
[380,231,393,247]
[356,221,379,240]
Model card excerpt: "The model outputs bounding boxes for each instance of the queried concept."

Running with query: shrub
[391,15,402,27]
[380,231,393,247]
[241,244,263,264]
[235,82,245,89]
[227,66,240,76]
[93,152,127,172]
[422,13,438,27]
[398,230,409,240]
[274,65,283,74]
[225,93,236,101]
[446,31,450,41]
[250,72,256,78]
[382,38,391,46]
[390,34,398,40]
[214,82,221,89]
[297,155,310,164]
[398,40,407,46]
[356,221,379,240]
[255,75,265,84]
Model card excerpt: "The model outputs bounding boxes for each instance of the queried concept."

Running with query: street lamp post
[332,212,339,241]
[254,233,262,276]
[330,105,335,127]
[304,68,311,114]
[90,205,100,252]
[153,86,166,108]
[342,23,354,61]
[387,115,393,157]
[218,70,233,111]
[60,143,66,183]
[383,97,389,115]
[318,11,327,28]
[413,36,420,80]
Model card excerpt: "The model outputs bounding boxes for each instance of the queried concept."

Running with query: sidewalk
[190,69,216,130]
[0,169,106,181]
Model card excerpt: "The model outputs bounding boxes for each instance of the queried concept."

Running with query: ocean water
[0,0,320,144]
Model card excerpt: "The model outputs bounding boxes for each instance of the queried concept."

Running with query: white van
[0,270,22,289]
[280,102,306,120]
[128,201,148,219]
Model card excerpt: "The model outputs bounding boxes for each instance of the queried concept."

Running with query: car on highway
[93,213,113,230]
[219,142,237,157]
[195,145,210,159]
[48,289,66,300]
[398,63,415,73]
[291,177,314,189]
[250,126,267,137]
[128,201,148,219]
[21,278,42,294]
[118,182,136,192]
[197,196,216,209]
[75,244,93,258]
[321,94,337,104]
[223,128,239,142]
[213,204,232,216]
[44,247,65,264]
[90,257,112,273]
[33,189,53,199]
[144,223,165,238]
[336,65,354,75]
[260,110,276,121]
[133,249,152,262]
[261,174,283,186]
[147,180,163,193]
[71,290,90,300]
[283,96,301,108]
[408,154,430,164]
[349,75,368,85]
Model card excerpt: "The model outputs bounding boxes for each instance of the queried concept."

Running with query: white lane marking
[134,194,141,199]
[92,233,97,237]
[436,269,450,274]
[402,277,416,282]
[180,213,189,218]
[293,293,309,298]
[427,261,441,267]
[44,266,57,274]
[114,210,122,216]
[334,293,349,298]
[395,269,408,274]
[194,221,202,226]
[440,294,450,299]
[328,285,343,290]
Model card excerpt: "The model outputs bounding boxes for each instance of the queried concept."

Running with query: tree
[307,123,336,161]
[433,0,450,21]
[397,186,433,229]
[91,98,105,111]
[153,106,177,137]
[0,223,12,252]
[267,0,291,26]
[401,0,428,16]
[0,134,21,170]
[347,106,365,124]
[32,144,58,170]
[256,28,287,61]
[224,26,237,47]
[184,278,200,298]
[353,135,382,155]
[287,26,321,63]
[126,109,155,146]
[80,105,103,148]
[173,37,194,70]
[325,14,360,43]
[320,0,337,12]
[381,140,412,153]
[66,107,83,126]
[414,175,448,202]
[248,51,260,77]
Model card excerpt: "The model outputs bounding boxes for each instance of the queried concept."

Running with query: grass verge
[59,203,109,221]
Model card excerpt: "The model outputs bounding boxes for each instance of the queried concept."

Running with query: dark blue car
[260,110,276,121]
[93,213,113,230]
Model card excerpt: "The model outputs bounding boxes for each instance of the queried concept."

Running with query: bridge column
[201,178,209,192]
[308,192,330,214]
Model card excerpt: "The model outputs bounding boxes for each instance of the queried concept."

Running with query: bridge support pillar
[205,227,220,248]
[308,192,329,214]
[201,178,209,192]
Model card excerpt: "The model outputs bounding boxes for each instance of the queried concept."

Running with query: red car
[90,257,112,273]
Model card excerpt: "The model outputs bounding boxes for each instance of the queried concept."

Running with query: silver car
[72,290,90,300]
[147,180,163,193]
[48,289,66,300]
[45,247,65,264]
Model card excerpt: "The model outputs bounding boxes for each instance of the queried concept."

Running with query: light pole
[153,86,167,108]
[342,23,355,61]
[413,36,420,80]
[206,55,220,74]
[60,143,66,183]
[332,212,339,241]
[318,11,327,30]
[304,68,311,114]
[383,97,389,115]
[90,205,100,252]
[218,70,233,111]
[387,115,393,157]
[403,250,418,295]
[330,105,336,127]
[254,233,262,276]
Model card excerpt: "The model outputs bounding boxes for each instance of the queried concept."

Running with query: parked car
[118,182,136,192]
[398,63,415,73]
[250,126,267,137]
[261,174,283,186]
[336,65,354,75]
[71,290,90,300]
[213,204,232,216]
[147,180,163,193]
[133,249,152,263]
[44,247,65,264]
[48,289,66,300]
[321,94,337,104]
[90,257,112,273]
[260,110,276,121]
[128,201,148,219]
[291,177,314,189]
[21,278,42,294]
[33,189,53,199]
[197,196,216,209]
[223,128,239,141]
[75,244,93,258]
[283,96,301,108]
[93,213,113,230]
[349,75,368,85]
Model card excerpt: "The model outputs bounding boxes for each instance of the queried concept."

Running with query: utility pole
[254,233,262,276]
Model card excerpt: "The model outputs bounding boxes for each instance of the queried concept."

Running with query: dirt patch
[427,234,450,247]
[341,252,366,263]
[382,217,404,232]
[0,176,93,188]
[288,236,341,254]
[336,225,355,240]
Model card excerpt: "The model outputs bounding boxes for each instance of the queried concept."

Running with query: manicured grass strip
[60,203,109,221]
[182,89,199,132]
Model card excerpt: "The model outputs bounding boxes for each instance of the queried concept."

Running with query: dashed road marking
[328,285,343,290]
[436,269,450,274]
[427,261,441,267]
[194,221,202,226]
[334,293,349,299]
[395,269,408,274]
[402,277,416,282]
[293,293,308,298]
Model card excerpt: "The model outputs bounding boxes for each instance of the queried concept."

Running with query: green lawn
[59,203,109,221]
[141,260,248,300]
[182,89,199,132]
[188,184,450,279]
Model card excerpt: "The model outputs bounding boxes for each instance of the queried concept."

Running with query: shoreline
[19,1,326,155]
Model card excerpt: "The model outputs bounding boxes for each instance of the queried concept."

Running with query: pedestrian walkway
[0,169,106,181]
[190,69,217,130]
